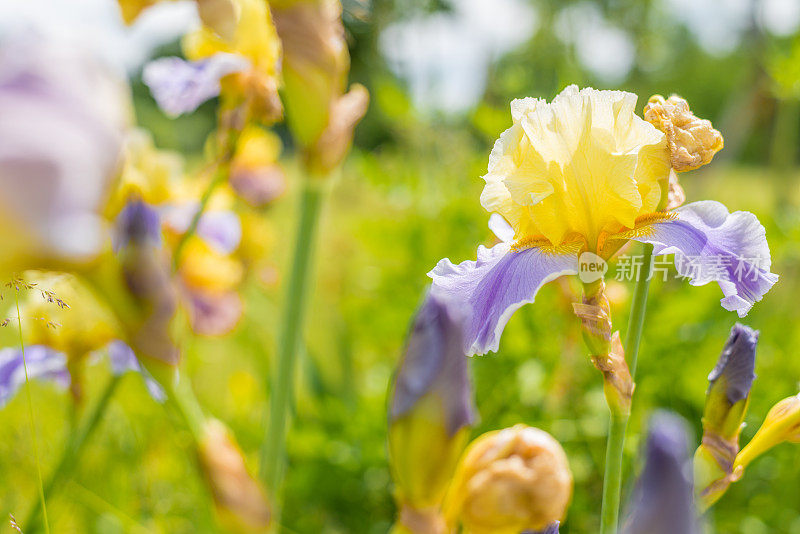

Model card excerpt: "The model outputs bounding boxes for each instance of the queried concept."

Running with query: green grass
[1,129,799,533]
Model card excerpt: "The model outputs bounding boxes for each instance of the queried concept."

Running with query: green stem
[25,375,122,532]
[15,291,51,534]
[163,371,206,443]
[599,243,654,534]
[624,244,654,378]
[260,180,325,517]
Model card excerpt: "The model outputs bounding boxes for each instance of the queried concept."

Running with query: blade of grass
[15,290,51,534]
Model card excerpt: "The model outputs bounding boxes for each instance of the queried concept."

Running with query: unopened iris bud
[271,0,368,175]
[198,419,271,530]
[694,323,758,510]
[388,291,476,533]
[733,392,800,475]
[115,201,180,367]
[444,425,572,534]
[644,95,723,172]
[624,412,699,534]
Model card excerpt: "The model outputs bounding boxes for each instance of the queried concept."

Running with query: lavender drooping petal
[107,341,166,402]
[0,346,69,407]
[623,411,699,534]
[0,35,126,266]
[390,290,476,436]
[162,203,242,254]
[623,200,778,317]
[429,241,578,355]
[708,323,758,405]
[142,53,249,116]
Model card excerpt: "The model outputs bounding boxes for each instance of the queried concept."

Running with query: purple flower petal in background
[115,199,162,250]
[618,200,778,317]
[0,35,127,269]
[162,203,242,254]
[390,290,476,436]
[187,290,243,336]
[106,341,165,402]
[623,411,699,534]
[0,345,69,407]
[708,323,758,405]
[142,53,249,116]
[429,219,579,355]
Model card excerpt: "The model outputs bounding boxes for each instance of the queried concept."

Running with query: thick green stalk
[624,244,654,378]
[25,375,122,532]
[599,243,654,534]
[260,180,324,516]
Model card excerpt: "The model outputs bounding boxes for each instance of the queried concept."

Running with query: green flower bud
[695,323,758,511]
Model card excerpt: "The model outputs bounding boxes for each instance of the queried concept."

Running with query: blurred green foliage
[2,0,800,532]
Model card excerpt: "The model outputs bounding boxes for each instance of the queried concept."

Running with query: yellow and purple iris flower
[430,86,778,356]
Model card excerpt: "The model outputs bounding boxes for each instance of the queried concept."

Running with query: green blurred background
[2,0,800,532]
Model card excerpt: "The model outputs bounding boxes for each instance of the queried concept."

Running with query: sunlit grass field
[1,112,798,533]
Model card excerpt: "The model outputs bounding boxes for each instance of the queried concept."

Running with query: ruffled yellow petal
[481,85,671,250]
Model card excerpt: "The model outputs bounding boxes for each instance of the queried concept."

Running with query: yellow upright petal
[481,86,671,250]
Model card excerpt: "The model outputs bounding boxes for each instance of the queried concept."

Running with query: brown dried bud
[644,95,723,172]
[197,0,239,41]
[444,425,572,534]
[198,419,271,530]
[305,84,369,175]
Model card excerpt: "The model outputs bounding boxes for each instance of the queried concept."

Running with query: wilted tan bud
[665,169,686,210]
[305,84,369,175]
[644,95,723,172]
[271,0,368,175]
[198,419,271,530]
[197,0,239,41]
[444,425,572,534]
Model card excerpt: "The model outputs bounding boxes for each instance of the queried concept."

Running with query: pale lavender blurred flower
[623,412,699,534]
[161,203,242,254]
[0,345,69,407]
[106,340,165,401]
[142,53,249,116]
[0,34,127,269]
[389,290,476,435]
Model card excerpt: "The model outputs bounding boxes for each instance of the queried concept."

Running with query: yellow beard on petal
[482,86,671,251]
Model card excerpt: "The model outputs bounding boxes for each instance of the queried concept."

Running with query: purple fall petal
[429,240,578,356]
[162,203,242,254]
[142,53,249,116]
[390,291,476,436]
[708,323,758,405]
[0,345,69,407]
[107,341,166,402]
[624,200,778,317]
[623,411,699,534]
